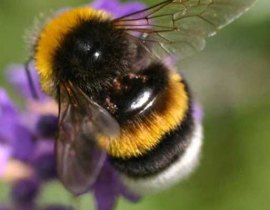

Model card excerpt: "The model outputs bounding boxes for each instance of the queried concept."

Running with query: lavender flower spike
[1,1,146,210]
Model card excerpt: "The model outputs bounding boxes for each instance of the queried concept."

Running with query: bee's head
[53,19,134,87]
[35,7,135,96]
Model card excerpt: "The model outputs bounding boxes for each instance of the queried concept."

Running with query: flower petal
[11,178,40,205]
[0,88,18,119]
[11,124,34,162]
[91,0,145,18]
[6,64,47,101]
[117,180,141,202]
[192,103,203,123]
[92,160,118,210]
[0,145,12,177]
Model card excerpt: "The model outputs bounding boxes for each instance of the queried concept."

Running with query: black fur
[50,15,194,178]
[52,18,136,94]
[108,63,169,124]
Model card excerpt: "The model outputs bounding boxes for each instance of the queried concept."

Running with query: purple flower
[1,64,140,209]
[0,144,11,176]
[0,90,21,180]
[6,63,47,101]
[92,159,140,210]
[33,152,57,181]
[192,103,203,123]
[11,178,40,206]
[1,1,146,210]
[0,65,64,209]
[36,115,58,138]
[0,89,19,146]
[91,0,145,18]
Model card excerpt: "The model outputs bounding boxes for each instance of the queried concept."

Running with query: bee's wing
[56,82,120,196]
[113,0,256,60]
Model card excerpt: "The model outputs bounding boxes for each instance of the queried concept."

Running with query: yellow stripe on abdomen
[100,73,189,158]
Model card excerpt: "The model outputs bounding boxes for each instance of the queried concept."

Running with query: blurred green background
[0,0,270,209]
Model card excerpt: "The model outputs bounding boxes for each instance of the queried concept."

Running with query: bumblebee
[30,0,256,195]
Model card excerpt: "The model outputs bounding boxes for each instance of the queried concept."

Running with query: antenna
[24,58,39,100]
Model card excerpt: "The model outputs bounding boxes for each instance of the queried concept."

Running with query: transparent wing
[56,82,120,196]
[113,0,256,60]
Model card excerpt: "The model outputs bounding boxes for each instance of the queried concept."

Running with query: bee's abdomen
[110,101,194,177]
[106,63,203,194]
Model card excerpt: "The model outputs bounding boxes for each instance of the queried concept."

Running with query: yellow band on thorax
[35,7,111,95]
